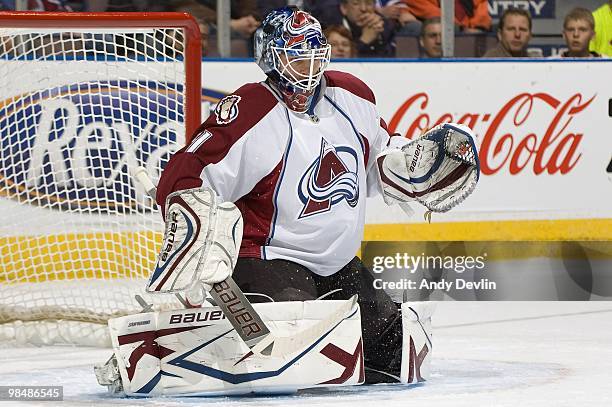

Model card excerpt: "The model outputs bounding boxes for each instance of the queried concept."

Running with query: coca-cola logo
[0,81,184,212]
[388,92,595,175]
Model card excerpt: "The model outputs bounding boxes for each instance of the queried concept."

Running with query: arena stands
[1,0,608,58]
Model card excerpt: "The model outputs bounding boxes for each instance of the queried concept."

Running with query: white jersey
[157,71,401,276]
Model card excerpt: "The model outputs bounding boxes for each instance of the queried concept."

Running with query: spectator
[419,17,441,58]
[324,25,355,58]
[170,0,210,57]
[398,0,491,32]
[589,1,611,57]
[196,0,260,39]
[82,0,168,12]
[376,0,421,35]
[558,8,601,58]
[307,0,344,27]
[339,0,397,57]
[483,8,531,57]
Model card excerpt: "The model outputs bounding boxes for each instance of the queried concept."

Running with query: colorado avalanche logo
[214,94,241,124]
[298,138,359,219]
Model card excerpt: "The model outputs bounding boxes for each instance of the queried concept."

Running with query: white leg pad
[98,300,363,396]
[400,301,435,384]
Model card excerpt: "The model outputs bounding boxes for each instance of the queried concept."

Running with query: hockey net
[0,12,201,346]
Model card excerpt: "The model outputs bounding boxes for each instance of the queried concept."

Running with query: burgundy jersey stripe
[156,153,208,216]
[360,133,370,167]
[324,70,376,104]
[236,159,284,258]
[156,83,278,214]
[188,83,278,166]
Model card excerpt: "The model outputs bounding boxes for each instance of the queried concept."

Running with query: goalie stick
[132,167,357,357]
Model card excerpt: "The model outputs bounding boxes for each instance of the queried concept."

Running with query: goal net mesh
[0,15,199,345]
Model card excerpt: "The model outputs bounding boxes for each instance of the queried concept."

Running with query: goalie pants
[233,257,403,383]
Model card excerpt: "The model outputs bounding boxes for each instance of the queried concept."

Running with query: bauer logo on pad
[0,81,184,213]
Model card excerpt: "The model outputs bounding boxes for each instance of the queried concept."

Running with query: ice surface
[2,301,611,407]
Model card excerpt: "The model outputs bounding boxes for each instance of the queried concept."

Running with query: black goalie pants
[233,256,403,383]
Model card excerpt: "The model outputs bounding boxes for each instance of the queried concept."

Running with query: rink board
[1,59,611,283]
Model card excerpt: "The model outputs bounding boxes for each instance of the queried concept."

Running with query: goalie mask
[254,7,331,113]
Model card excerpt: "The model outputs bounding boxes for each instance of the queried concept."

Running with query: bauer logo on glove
[376,123,480,213]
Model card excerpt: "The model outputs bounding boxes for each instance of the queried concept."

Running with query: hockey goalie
[95,6,479,397]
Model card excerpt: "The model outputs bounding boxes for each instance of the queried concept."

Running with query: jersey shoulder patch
[324,70,376,105]
[214,94,241,124]
[184,83,279,163]
[188,83,278,149]
[211,82,278,127]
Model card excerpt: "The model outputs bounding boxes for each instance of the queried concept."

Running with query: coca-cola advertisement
[387,91,590,177]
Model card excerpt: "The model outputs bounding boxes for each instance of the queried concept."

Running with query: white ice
[2,301,611,407]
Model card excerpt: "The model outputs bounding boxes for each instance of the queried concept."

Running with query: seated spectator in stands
[82,0,168,12]
[199,20,210,56]
[198,19,210,57]
[558,8,601,58]
[419,17,441,57]
[483,8,531,57]
[589,1,611,57]
[376,0,421,35]
[307,0,344,27]
[170,0,210,57]
[399,0,491,32]
[324,25,356,58]
[339,0,397,57]
[196,0,260,39]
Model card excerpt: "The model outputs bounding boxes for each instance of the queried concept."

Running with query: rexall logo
[0,81,184,212]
